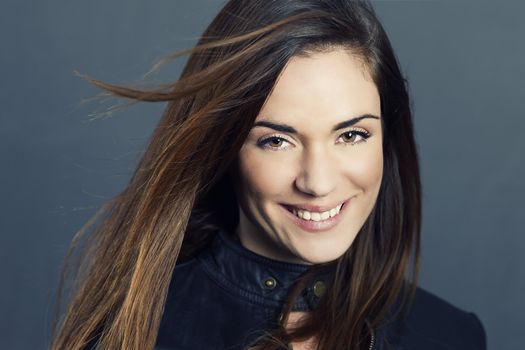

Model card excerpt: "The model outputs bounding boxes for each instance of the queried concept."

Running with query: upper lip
[283,200,347,212]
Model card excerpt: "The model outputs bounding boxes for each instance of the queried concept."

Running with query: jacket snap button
[313,280,326,297]
[263,277,277,289]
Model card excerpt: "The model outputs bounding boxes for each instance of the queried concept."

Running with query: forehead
[256,49,380,128]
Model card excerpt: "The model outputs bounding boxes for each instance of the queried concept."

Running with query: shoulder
[166,256,203,293]
[382,286,486,350]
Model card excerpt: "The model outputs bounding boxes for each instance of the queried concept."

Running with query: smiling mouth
[283,202,346,222]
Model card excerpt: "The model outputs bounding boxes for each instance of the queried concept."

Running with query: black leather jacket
[155,229,486,350]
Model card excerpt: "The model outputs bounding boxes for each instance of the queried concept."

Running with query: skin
[233,47,383,266]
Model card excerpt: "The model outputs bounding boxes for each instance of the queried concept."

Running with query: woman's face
[234,48,383,265]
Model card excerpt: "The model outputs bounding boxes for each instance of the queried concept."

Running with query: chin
[297,253,343,265]
[293,242,351,265]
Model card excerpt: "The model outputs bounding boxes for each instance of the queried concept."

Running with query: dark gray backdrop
[1,0,523,349]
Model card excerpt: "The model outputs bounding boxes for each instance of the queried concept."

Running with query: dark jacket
[155,229,486,350]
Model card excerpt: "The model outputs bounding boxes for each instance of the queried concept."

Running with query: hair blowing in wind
[50,1,421,349]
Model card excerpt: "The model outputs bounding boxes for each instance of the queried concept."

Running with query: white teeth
[291,202,344,221]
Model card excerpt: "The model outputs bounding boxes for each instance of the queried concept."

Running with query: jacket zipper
[369,328,375,350]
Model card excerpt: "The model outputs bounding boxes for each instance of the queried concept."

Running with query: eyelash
[257,128,371,151]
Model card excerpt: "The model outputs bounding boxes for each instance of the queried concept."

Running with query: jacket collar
[199,229,332,312]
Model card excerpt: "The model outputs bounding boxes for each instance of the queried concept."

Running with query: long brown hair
[50,1,421,349]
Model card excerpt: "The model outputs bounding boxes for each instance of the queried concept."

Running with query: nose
[294,147,337,197]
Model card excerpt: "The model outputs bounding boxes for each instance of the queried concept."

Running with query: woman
[50,1,486,349]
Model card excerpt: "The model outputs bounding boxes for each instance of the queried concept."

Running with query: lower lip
[280,198,351,233]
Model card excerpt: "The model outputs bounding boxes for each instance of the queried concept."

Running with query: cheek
[342,145,383,191]
[237,149,295,201]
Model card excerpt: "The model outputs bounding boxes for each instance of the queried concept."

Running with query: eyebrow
[252,114,380,133]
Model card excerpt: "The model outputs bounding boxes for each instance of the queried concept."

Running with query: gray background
[0,0,523,349]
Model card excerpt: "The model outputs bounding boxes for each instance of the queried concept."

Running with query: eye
[337,128,371,145]
[257,135,293,151]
